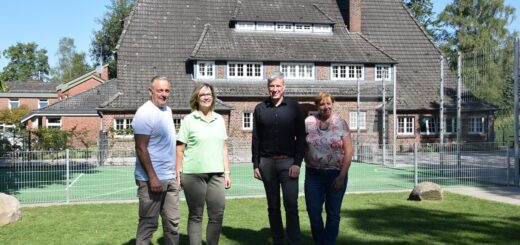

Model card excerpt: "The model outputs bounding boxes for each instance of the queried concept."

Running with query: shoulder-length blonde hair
[189,83,216,111]
[313,92,335,105]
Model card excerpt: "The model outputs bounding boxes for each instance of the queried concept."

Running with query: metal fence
[0,142,515,205]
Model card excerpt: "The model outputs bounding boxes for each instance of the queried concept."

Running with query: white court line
[65,173,84,190]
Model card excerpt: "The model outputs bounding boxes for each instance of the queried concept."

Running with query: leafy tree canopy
[0,42,50,83]
[90,0,134,78]
[50,37,92,83]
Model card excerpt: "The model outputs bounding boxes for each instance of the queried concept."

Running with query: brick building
[23,0,496,159]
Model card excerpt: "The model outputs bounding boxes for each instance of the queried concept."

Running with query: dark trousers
[259,157,300,245]
[136,179,180,245]
[304,168,348,245]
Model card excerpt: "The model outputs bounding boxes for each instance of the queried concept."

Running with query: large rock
[408,182,444,201]
[0,193,22,226]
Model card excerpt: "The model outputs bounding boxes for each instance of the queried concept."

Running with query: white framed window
[196,61,215,79]
[46,117,61,129]
[280,63,314,79]
[31,118,39,129]
[243,112,253,130]
[295,24,312,32]
[38,99,49,109]
[256,22,275,31]
[235,21,255,30]
[276,23,293,32]
[420,117,439,135]
[375,65,391,81]
[468,117,485,134]
[444,118,457,134]
[113,118,133,137]
[8,99,19,109]
[398,116,414,135]
[228,62,262,78]
[349,111,366,130]
[331,64,364,80]
[313,24,332,33]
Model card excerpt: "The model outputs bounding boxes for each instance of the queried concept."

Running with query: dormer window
[375,65,391,81]
[295,24,312,33]
[235,21,255,31]
[234,21,332,34]
[257,22,275,31]
[276,23,294,32]
[313,24,332,33]
[195,61,215,79]
[331,64,364,80]
[228,62,262,78]
[281,63,314,79]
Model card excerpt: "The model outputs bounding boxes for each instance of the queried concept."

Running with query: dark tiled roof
[232,0,335,24]
[110,0,396,111]
[191,29,394,63]
[361,0,469,111]
[21,79,119,122]
[6,80,59,93]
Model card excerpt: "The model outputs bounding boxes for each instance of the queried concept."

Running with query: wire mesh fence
[0,142,514,205]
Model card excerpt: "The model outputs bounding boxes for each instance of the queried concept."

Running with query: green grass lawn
[1,192,519,244]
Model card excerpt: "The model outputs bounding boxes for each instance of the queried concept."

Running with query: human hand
[149,177,163,192]
[254,168,262,180]
[333,175,346,191]
[224,174,232,189]
[176,174,183,191]
[288,165,300,179]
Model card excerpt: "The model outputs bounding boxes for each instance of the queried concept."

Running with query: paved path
[446,186,520,206]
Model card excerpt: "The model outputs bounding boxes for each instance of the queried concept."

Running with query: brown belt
[270,155,289,160]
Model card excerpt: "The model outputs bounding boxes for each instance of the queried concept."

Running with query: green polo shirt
[177,111,228,174]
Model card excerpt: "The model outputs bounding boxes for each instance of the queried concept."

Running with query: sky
[1,0,520,70]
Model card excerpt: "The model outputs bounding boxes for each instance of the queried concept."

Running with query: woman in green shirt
[176,83,231,245]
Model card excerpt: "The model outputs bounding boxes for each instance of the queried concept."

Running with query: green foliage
[109,126,134,137]
[403,0,442,43]
[0,42,50,82]
[437,0,515,61]
[49,37,92,83]
[0,105,30,126]
[32,128,68,150]
[90,0,134,78]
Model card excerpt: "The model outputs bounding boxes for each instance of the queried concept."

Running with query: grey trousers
[136,179,180,245]
[259,157,301,245]
[182,173,226,245]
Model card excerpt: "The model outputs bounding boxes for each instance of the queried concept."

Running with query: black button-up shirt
[252,97,306,169]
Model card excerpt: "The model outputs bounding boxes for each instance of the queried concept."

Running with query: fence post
[414,143,418,185]
[507,147,511,186]
[66,149,70,203]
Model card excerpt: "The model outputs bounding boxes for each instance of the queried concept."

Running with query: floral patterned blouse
[304,114,350,170]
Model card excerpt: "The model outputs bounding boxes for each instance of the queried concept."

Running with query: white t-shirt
[132,101,176,181]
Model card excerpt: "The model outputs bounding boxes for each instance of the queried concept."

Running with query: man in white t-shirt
[132,76,179,245]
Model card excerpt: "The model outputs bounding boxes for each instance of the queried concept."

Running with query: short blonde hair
[314,92,334,105]
[189,83,216,111]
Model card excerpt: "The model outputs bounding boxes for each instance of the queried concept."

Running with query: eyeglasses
[199,93,212,98]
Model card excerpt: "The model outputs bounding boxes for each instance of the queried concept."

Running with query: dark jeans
[304,168,348,245]
[259,157,300,245]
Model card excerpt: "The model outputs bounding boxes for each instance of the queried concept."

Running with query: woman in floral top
[304,92,353,245]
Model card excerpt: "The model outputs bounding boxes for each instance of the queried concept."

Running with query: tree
[0,42,50,83]
[90,0,134,78]
[50,37,92,83]
[0,105,31,149]
[403,0,441,42]
[437,0,514,57]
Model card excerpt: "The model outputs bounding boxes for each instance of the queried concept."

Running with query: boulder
[0,193,22,226]
[408,182,444,201]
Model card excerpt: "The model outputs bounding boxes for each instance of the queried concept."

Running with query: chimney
[349,0,361,33]
[99,65,109,81]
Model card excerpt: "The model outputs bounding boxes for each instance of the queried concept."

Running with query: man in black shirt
[252,71,306,245]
